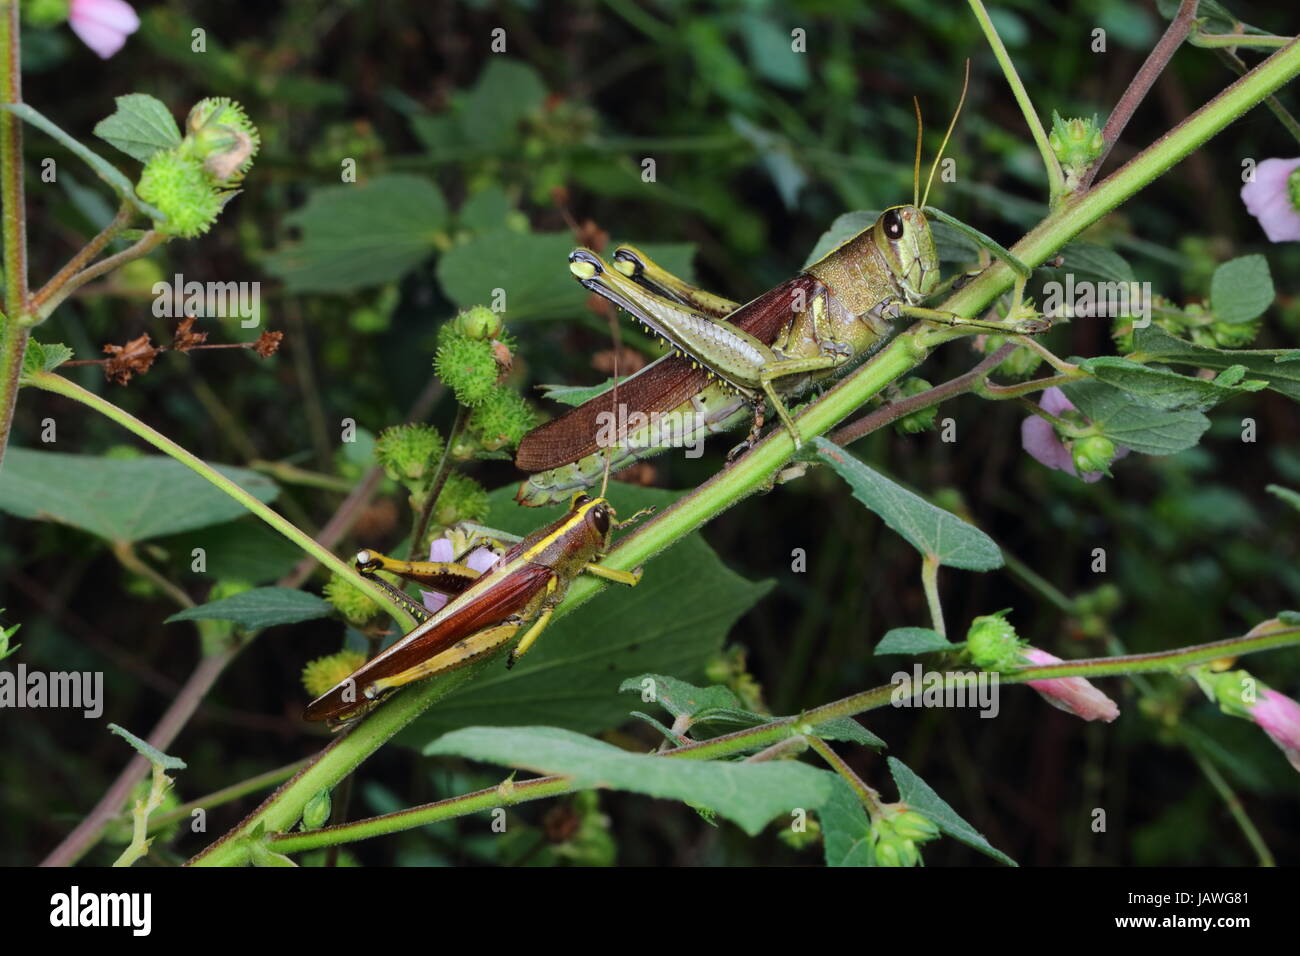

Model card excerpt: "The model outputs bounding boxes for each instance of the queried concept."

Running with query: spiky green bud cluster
[183,97,261,185]
[433,308,535,455]
[1049,112,1104,191]
[136,97,259,237]
[301,649,366,698]
[892,377,938,435]
[422,472,490,537]
[137,150,225,238]
[434,329,499,407]
[375,424,445,486]
[323,574,384,626]
[965,610,1025,672]
[470,387,537,451]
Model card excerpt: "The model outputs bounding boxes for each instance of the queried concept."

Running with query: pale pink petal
[69,0,140,59]
[1038,386,1076,417]
[1252,688,1300,773]
[420,590,449,614]
[427,538,454,563]
[1022,647,1120,723]
[1241,157,1300,243]
[465,546,500,573]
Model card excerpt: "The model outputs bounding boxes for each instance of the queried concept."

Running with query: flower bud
[434,330,500,407]
[300,649,366,697]
[453,305,504,341]
[1049,112,1104,190]
[374,423,444,487]
[1070,434,1117,476]
[137,150,223,238]
[469,387,537,452]
[965,610,1024,672]
[322,574,384,627]
[301,789,332,831]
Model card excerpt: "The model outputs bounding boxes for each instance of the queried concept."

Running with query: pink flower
[420,536,500,614]
[1241,157,1300,242]
[1250,688,1300,773]
[68,0,139,59]
[1021,646,1120,723]
[1021,387,1128,483]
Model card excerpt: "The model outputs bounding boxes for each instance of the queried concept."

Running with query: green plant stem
[259,623,1300,857]
[34,230,167,322]
[1214,47,1300,146]
[30,203,134,311]
[0,0,26,471]
[1192,33,1291,49]
[806,735,883,815]
[112,541,195,610]
[1187,735,1275,865]
[192,35,1300,864]
[967,0,1066,203]
[147,757,312,834]
[922,555,945,637]
[29,371,415,630]
[408,403,466,561]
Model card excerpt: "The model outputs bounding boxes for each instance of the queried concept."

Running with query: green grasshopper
[515,76,1042,507]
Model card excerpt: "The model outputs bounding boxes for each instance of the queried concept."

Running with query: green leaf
[1279,610,1300,625]
[820,775,874,866]
[156,517,307,585]
[1210,254,1273,325]
[460,59,547,148]
[1079,355,1266,411]
[394,484,772,744]
[876,627,957,655]
[1056,240,1135,285]
[887,757,1016,865]
[458,186,512,233]
[814,438,1003,571]
[0,448,279,544]
[435,230,579,321]
[166,587,331,630]
[1063,380,1209,455]
[619,673,743,720]
[1267,485,1300,513]
[813,717,885,749]
[0,103,167,221]
[263,175,448,293]
[1131,326,1300,402]
[109,723,186,771]
[740,15,810,89]
[20,340,73,377]
[425,725,833,836]
[93,94,183,163]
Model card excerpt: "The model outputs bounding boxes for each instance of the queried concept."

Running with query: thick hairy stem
[0,0,26,469]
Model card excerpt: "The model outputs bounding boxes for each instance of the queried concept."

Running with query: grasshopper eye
[590,505,611,535]
[883,209,904,240]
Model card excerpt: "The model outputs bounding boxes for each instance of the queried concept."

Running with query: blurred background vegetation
[2,0,1298,866]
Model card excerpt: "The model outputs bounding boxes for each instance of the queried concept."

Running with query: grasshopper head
[568,492,615,541]
[874,205,939,305]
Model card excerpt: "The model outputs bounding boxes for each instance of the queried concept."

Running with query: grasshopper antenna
[912,96,923,209]
[921,58,970,210]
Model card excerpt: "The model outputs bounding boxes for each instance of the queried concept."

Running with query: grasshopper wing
[515,274,822,472]
[304,560,554,721]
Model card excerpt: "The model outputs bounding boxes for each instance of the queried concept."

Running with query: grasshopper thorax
[874,205,939,305]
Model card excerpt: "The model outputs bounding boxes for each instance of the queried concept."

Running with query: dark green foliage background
[1,0,1298,866]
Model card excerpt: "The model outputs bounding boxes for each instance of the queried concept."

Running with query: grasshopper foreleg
[894,303,1050,336]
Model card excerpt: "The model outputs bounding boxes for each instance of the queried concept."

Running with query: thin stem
[29,371,414,630]
[1191,33,1291,50]
[407,404,466,561]
[806,736,884,816]
[147,757,312,833]
[1187,742,1275,866]
[979,371,1080,399]
[34,230,168,323]
[111,541,195,610]
[1080,0,1199,190]
[967,0,1066,203]
[829,344,1015,446]
[0,0,27,470]
[30,203,134,311]
[1214,47,1300,146]
[922,555,945,637]
[1010,335,1077,374]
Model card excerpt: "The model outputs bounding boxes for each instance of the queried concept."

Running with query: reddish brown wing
[304,561,553,721]
[515,274,823,472]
